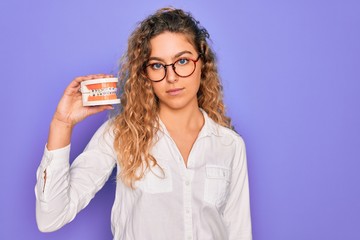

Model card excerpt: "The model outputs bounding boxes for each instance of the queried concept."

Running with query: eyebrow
[148,51,194,62]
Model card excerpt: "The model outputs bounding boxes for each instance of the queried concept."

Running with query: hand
[52,74,115,127]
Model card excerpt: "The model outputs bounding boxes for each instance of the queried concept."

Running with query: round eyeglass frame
[143,54,202,82]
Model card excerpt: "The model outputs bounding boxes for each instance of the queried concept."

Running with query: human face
[148,32,202,112]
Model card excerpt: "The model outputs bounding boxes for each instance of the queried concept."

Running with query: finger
[72,74,116,85]
[67,74,115,92]
[88,73,114,79]
[84,74,115,79]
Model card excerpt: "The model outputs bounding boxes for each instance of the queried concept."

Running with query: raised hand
[47,74,114,150]
[53,74,114,126]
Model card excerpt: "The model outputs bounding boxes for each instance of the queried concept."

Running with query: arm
[223,136,252,240]
[35,121,117,232]
[35,74,116,232]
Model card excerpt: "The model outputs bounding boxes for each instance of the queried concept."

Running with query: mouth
[166,87,184,96]
[86,82,118,101]
[80,78,121,106]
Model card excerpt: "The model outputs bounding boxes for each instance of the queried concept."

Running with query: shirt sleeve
[223,136,252,240]
[35,120,117,232]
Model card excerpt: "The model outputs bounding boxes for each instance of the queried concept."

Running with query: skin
[149,32,204,165]
[47,74,113,150]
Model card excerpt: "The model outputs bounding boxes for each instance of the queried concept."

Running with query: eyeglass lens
[145,56,200,82]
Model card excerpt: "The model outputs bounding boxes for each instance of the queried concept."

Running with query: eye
[150,63,164,70]
[176,58,189,65]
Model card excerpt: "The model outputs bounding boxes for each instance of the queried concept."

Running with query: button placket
[183,170,194,240]
[165,135,194,239]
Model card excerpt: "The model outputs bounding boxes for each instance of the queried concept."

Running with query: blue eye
[177,58,189,65]
[151,63,163,70]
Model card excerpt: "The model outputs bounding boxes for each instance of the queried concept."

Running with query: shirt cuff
[40,144,71,169]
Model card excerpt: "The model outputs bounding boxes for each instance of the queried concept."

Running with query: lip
[166,87,184,96]
[80,78,121,106]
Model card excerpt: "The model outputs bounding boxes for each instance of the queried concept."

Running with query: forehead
[149,32,196,58]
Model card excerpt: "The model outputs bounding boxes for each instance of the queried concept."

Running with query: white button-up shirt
[35,111,252,240]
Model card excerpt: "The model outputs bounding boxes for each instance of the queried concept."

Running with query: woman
[35,7,252,240]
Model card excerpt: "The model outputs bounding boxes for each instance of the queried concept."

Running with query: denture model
[80,78,121,106]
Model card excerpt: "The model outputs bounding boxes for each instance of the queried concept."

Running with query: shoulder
[218,126,246,156]
[87,118,116,148]
[93,118,115,137]
[204,117,247,169]
[206,116,245,148]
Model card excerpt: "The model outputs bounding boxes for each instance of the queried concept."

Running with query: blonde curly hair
[112,7,232,188]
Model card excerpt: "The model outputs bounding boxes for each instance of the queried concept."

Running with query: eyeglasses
[144,54,202,82]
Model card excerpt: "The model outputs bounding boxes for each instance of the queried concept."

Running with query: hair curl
[112,7,232,188]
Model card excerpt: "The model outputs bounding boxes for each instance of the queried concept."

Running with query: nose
[165,64,178,83]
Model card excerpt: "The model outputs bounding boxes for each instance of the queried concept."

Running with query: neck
[159,105,204,132]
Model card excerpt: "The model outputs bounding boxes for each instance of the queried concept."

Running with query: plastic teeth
[91,87,117,96]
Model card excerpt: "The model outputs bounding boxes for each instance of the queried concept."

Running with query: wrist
[51,111,75,129]
[50,117,74,129]
[47,118,73,150]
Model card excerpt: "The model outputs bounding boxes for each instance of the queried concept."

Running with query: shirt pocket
[138,164,173,194]
[204,165,231,207]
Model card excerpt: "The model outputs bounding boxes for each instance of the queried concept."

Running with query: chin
[159,98,198,111]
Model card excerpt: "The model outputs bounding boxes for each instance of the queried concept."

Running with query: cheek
[151,83,162,98]
[196,63,203,81]
[194,70,202,89]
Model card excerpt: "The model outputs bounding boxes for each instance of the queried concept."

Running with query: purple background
[1,0,359,239]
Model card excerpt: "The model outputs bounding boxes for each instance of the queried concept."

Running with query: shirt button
[186,209,190,214]
[185,180,190,186]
